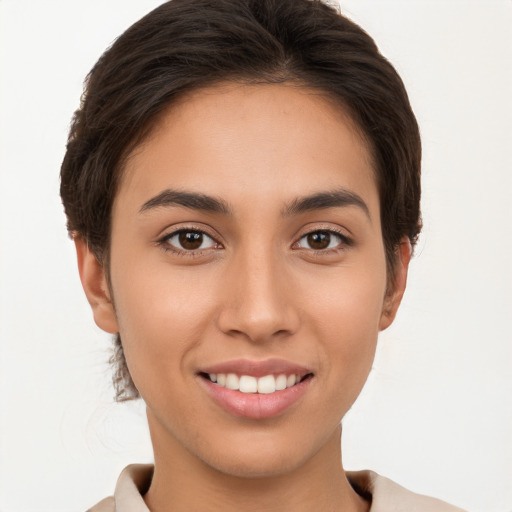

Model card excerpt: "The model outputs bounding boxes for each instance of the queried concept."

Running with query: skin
[76,83,410,512]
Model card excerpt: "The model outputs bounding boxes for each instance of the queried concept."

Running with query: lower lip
[199,376,312,419]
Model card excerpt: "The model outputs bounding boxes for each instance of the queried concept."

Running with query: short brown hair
[60,0,421,400]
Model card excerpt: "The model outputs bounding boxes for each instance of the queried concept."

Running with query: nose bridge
[217,241,298,342]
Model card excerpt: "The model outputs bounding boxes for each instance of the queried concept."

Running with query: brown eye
[307,231,330,250]
[179,231,203,250]
[296,230,346,251]
[165,230,216,251]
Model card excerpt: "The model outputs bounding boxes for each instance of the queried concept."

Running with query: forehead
[118,82,378,215]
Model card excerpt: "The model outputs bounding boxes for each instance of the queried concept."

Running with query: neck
[144,415,368,512]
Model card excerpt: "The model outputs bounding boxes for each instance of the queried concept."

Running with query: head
[60,0,421,405]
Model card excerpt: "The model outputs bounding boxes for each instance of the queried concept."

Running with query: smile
[198,359,313,419]
[205,373,306,394]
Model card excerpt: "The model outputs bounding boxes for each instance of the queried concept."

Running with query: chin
[197,432,318,479]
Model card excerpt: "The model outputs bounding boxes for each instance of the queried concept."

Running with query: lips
[197,359,313,419]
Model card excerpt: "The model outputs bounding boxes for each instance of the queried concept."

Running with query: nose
[216,248,300,343]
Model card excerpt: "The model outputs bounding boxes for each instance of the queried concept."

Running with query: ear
[379,238,411,331]
[74,238,119,334]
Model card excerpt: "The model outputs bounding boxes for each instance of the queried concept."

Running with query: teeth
[239,375,258,393]
[208,372,305,394]
[257,375,276,394]
[225,373,239,390]
[275,374,287,391]
[287,374,296,387]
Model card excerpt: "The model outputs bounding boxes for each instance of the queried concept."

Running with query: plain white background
[0,1,511,511]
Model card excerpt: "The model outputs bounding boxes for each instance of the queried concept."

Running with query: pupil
[308,231,330,250]
[179,231,202,250]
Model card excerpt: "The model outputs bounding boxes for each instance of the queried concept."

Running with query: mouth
[197,359,314,419]
[199,372,312,394]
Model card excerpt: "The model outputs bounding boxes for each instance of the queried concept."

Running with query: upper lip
[198,358,312,378]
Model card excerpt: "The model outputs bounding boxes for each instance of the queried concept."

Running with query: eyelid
[292,225,353,251]
[157,224,224,254]
[166,230,216,248]
[156,222,221,241]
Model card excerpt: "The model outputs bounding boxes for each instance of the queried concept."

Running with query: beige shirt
[88,464,466,512]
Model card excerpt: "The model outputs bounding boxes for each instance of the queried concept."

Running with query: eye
[295,230,347,251]
[163,229,218,251]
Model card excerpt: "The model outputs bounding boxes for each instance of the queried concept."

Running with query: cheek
[109,260,219,389]
[302,255,387,335]
[300,260,387,395]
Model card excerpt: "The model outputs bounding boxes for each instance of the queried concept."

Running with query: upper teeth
[208,373,301,394]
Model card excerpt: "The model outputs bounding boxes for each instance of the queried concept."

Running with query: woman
[60,0,465,510]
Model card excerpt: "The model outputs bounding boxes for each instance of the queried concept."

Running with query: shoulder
[87,496,115,512]
[86,464,153,512]
[347,470,466,512]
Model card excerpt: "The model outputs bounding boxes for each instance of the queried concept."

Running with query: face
[78,83,408,478]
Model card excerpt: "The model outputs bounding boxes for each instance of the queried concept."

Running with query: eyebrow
[283,188,371,220]
[139,187,370,220]
[139,189,231,215]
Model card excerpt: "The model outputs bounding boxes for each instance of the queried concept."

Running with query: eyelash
[294,228,353,254]
[157,227,352,257]
[158,227,221,256]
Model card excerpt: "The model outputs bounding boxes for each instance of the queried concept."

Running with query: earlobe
[379,238,411,331]
[74,238,119,334]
